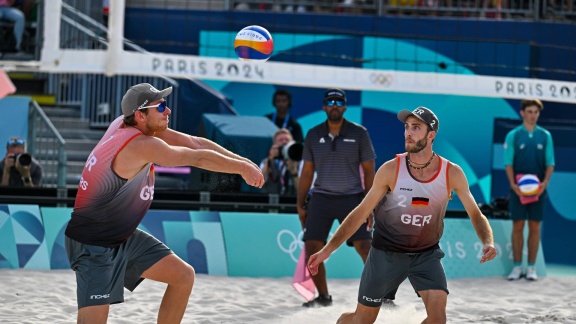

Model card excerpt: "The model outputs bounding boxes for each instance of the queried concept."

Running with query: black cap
[324,88,346,103]
[397,106,439,132]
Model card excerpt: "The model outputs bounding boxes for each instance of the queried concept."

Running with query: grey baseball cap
[397,106,439,132]
[121,83,173,117]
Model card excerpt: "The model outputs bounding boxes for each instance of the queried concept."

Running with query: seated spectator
[0,137,42,187]
[0,0,25,53]
[260,129,301,195]
[11,0,33,20]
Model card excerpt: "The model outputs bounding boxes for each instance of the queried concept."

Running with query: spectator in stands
[64,83,264,323]
[0,0,25,53]
[260,128,301,195]
[307,106,497,323]
[265,89,304,143]
[11,0,33,20]
[0,137,42,187]
[296,88,376,307]
[505,99,555,281]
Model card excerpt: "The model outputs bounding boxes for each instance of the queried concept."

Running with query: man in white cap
[308,106,497,323]
[64,83,264,323]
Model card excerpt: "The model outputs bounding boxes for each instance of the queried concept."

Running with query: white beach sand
[1,269,575,324]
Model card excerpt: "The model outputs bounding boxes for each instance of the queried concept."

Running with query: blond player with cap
[308,106,497,324]
[64,83,264,323]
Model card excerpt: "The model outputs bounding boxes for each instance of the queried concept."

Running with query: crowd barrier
[0,204,546,279]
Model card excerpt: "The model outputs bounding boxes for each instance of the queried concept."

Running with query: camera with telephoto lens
[10,153,32,166]
[276,141,303,161]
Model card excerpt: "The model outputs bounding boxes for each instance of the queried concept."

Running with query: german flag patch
[411,197,429,207]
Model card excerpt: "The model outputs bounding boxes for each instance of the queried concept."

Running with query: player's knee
[176,264,195,289]
[336,312,354,324]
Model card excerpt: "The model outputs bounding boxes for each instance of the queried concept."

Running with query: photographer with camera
[260,128,303,195]
[0,137,42,187]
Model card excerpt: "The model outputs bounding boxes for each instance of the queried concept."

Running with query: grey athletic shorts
[304,192,371,246]
[65,228,173,308]
[357,247,449,307]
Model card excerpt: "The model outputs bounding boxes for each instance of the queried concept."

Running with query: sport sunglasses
[135,101,168,113]
[7,138,25,146]
[324,99,345,107]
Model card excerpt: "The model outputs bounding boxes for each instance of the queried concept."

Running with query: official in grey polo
[296,88,376,308]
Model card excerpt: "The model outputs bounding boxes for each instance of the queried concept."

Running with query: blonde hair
[273,128,293,142]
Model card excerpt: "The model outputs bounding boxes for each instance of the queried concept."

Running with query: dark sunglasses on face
[324,100,345,107]
[137,101,168,113]
[7,138,25,146]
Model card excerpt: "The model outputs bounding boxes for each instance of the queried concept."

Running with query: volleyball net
[37,0,576,104]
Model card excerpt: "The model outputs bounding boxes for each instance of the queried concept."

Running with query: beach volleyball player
[308,107,497,323]
[64,83,264,323]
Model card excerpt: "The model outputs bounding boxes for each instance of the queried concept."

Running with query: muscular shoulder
[125,134,165,152]
[376,157,398,180]
[447,162,467,190]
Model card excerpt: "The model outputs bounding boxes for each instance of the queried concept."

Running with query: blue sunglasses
[324,100,345,107]
[137,101,168,113]
[7,138,25,146]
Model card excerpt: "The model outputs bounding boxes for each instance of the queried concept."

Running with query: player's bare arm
[154,128,260,168]
[449,162,497,263]
[308,158,396,275]
[115,135,264,187]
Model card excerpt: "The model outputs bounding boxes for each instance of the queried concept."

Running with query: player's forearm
[196,137,252,164]
[472,214,494,247]
[185,149,249,176]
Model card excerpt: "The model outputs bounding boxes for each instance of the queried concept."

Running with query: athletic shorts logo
[362,296,383,303]
[90,294,110,300]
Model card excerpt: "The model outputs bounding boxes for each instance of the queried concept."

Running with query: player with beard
[308,107,497,323]
[297,88,376,307]
[64,83,264,323]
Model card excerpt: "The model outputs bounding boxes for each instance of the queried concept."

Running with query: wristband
[22,177,32,184]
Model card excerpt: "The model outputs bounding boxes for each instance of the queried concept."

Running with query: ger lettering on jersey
[372,152,451,253]
[65,117,155,248]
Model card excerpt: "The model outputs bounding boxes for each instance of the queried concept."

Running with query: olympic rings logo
[369,73,393,87]
[276,229,334,263]
[277,229,304,262]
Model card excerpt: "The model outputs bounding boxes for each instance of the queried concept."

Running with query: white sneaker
[507,266,523,280]
[525,266,538,281]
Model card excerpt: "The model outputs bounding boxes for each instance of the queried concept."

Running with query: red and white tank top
[65,116,155,247]
[372,152,451,253]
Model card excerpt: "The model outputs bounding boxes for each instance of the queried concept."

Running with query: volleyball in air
[234,25,274,61]
[517,174,540,196]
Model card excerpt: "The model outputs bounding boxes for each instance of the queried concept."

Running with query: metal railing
[45,1,180,128]
[27,100,67,190]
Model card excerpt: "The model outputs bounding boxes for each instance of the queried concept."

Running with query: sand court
[1,268,575,324]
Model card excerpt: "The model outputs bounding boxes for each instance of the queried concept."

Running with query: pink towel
[0,68,16,99]
[292,249,316,301]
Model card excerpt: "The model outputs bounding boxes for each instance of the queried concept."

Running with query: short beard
[406,136,427,153]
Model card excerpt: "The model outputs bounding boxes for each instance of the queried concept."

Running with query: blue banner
[0,207,547,280]
[0,204,49,269]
